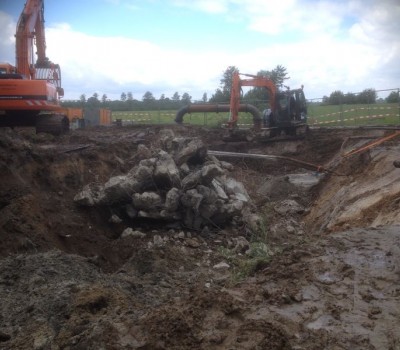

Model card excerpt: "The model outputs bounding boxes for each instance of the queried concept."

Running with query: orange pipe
[342,130,400,157]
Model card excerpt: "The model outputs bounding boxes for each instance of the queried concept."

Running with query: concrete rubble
[74,130,260,231]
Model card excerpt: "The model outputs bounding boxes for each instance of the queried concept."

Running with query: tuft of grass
[236,241,272,279]
[219,217,273,283]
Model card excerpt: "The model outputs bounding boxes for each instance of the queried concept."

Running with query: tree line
[61,66,399,111]
[61,91,202,111]
[321,89,399,105]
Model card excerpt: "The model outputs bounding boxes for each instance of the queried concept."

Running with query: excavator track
[36,114,69,136]
[222,123,310,143]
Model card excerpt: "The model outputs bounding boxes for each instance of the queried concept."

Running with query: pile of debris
[74,130,259,232]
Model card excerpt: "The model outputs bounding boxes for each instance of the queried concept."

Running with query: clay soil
[0,125,399,350]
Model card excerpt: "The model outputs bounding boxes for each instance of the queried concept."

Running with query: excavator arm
[15,0,63,95]
[229,70,277,129]
[16,0,46,77]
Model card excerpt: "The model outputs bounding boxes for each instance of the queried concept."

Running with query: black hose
[175,103,262,125]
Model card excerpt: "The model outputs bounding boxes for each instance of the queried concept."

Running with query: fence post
[340,95,344,126]
[398,88,400,123]
[367,93,371,120]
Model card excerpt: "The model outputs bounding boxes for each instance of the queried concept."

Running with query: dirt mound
[0,125,400,349]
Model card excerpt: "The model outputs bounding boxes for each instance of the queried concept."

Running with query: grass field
[112,102,400,127]
[112,109,247,127]
[307,103,400,126]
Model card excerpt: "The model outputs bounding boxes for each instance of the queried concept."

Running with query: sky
[0,0,399,101]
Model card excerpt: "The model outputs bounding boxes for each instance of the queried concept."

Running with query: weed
[219,216,274,283]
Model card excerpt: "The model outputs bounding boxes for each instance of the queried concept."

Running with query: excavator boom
[229,70,277,128]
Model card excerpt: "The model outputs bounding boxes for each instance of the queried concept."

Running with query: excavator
[0,0,69,135]
[175,70,308,141]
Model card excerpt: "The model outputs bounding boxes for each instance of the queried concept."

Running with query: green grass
[217,217,274,283]
[111,103,400,128]
[308,103,400,126]
[111,109,253,127]
[219,242,273,283]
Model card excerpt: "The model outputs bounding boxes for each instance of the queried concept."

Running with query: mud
[0,125,399,349]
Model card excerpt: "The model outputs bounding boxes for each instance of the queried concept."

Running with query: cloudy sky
[0,0,399,101]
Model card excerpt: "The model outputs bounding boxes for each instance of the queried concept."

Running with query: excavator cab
[0,63,22,79]
[35,62,64,97]
[269,87,307,137]
[0,63,17,75]
[275,88,307,124]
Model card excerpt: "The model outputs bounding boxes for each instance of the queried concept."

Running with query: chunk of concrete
[201,164,224,185]
[174,138,207,166]
[154,151,180,188]
[132,192,163,210]
[165,187,180,212]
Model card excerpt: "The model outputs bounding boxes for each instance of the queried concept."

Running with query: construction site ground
[0,124,399,350]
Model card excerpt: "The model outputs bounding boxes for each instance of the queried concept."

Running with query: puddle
[287,172,323,189]
[306,314,337,330]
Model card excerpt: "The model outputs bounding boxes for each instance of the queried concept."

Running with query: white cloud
[1,1,398,101]
[44,24,230,99]
[171,0,347,36]
[171,0,229,14]
[0,11,16,63]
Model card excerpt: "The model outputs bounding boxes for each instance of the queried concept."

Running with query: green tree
[209,66,237,102]
[120,92,127,101]
[243,67,288,107]
[79,94,86,104]
[386,90,399,103]
[142,91,155,110]
[329,90,344,105]
[267,65,290,88]
[344,92,356,104]
[125,92,134,110]
[172,92,180,101]
[357,88,377,104]
[87,93,100,108]
[220,66,238,96]
[181,92,192,104]
[142,91,155,101]
[209,88,228,103]
[101,94,108,104]
[202,92,208,102]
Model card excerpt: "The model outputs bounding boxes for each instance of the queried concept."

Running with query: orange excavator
[0,0,69,135]
[175,70,308,141]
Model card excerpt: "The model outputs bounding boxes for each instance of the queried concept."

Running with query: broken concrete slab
[154,151,181,188]
[75,135,257,230]
[132,192,163,210]
[174,138,207,166]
